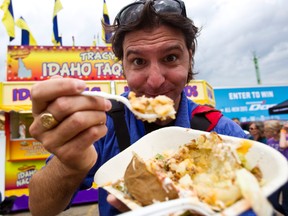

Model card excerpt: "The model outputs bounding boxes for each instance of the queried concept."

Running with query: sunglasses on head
[114,0,187,26]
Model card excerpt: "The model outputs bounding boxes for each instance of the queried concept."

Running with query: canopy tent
[268,99,288,115]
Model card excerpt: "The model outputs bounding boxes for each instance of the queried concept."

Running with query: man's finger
[107,194,130,212]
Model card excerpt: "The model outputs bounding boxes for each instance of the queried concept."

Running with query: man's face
[122,25,192,110]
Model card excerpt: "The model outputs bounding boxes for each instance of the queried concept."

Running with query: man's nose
[146,62,165,88]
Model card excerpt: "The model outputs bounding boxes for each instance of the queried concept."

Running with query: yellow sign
[8,139,50,161]
[6,46,125,81]
[185,80,215,107]
[0,81,112,112]
[114,80,129,95]
[5,160,46,196]
[114,80,215,106]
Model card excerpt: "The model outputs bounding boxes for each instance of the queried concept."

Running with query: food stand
[0,45,215,213]
[0,81,111,213]
[0,45,120,213]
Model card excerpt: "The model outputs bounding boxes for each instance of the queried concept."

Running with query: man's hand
[28,77,112,216]
[29,77,111,172]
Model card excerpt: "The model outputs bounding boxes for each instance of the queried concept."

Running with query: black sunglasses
[114,0,187,26]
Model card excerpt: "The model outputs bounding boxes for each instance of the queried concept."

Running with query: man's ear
[188,48,193,62]
[121,64,126,78]
[187,49,193,83]
[122,69,126,78]
[188,48,193,71]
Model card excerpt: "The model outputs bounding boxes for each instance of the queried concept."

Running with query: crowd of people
[235,118,288,215]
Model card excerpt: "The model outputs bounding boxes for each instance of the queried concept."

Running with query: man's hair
[104,1,199,83]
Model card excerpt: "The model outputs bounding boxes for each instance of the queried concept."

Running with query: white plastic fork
[117,198,216,216]
[81,91,172,121]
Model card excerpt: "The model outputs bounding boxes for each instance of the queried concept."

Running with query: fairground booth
[0,45,216,213]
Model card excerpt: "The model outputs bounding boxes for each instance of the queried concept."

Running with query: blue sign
[214,85,288,122]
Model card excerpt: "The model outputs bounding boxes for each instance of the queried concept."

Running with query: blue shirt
[79,91,253,216]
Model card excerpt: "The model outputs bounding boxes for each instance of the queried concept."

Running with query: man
[28,0,250,215]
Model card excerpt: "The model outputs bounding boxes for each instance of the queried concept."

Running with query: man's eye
[133,58,145,65]
[164,55,177,62]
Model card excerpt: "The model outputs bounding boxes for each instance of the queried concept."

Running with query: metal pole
[253,52,261,85]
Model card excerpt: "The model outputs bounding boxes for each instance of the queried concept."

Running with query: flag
[52,0,63,46]
[58,34,62,46]
[0,0,15,41]
[97,33,100,45]
[102,0,112,44]
[16,17,37,45]
[72,35,75,46]
[93,35,96,46]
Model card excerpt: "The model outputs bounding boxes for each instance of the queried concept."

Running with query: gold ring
[40,113,59,130]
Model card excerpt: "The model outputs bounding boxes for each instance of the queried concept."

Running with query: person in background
[248,121,266,144]
[232,118,250,136]
[28,0,253,216]
[264,120,288,156]
[18,121,26,139]
[241,121,251,135]
[264,120,288,215]
[0,115,4,130]
[232,117,250,137]
[280,122,288,149]
[279,122,288,215]
[232,117,241,125]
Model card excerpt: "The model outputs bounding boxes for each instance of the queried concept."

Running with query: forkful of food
[81,91,176,122]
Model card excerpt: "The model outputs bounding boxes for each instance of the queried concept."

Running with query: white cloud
[0,0,287,88]
[192,0,288,87]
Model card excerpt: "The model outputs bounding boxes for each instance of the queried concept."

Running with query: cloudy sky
[0,0,287,88]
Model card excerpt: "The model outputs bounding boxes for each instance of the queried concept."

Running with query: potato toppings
[108,132,272,215]
[124,154,179,206]
[128,91,176,122]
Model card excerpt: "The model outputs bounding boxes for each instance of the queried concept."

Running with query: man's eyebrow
[125,49,141,58]
[125,44,184,58]
[163,44,184,53]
